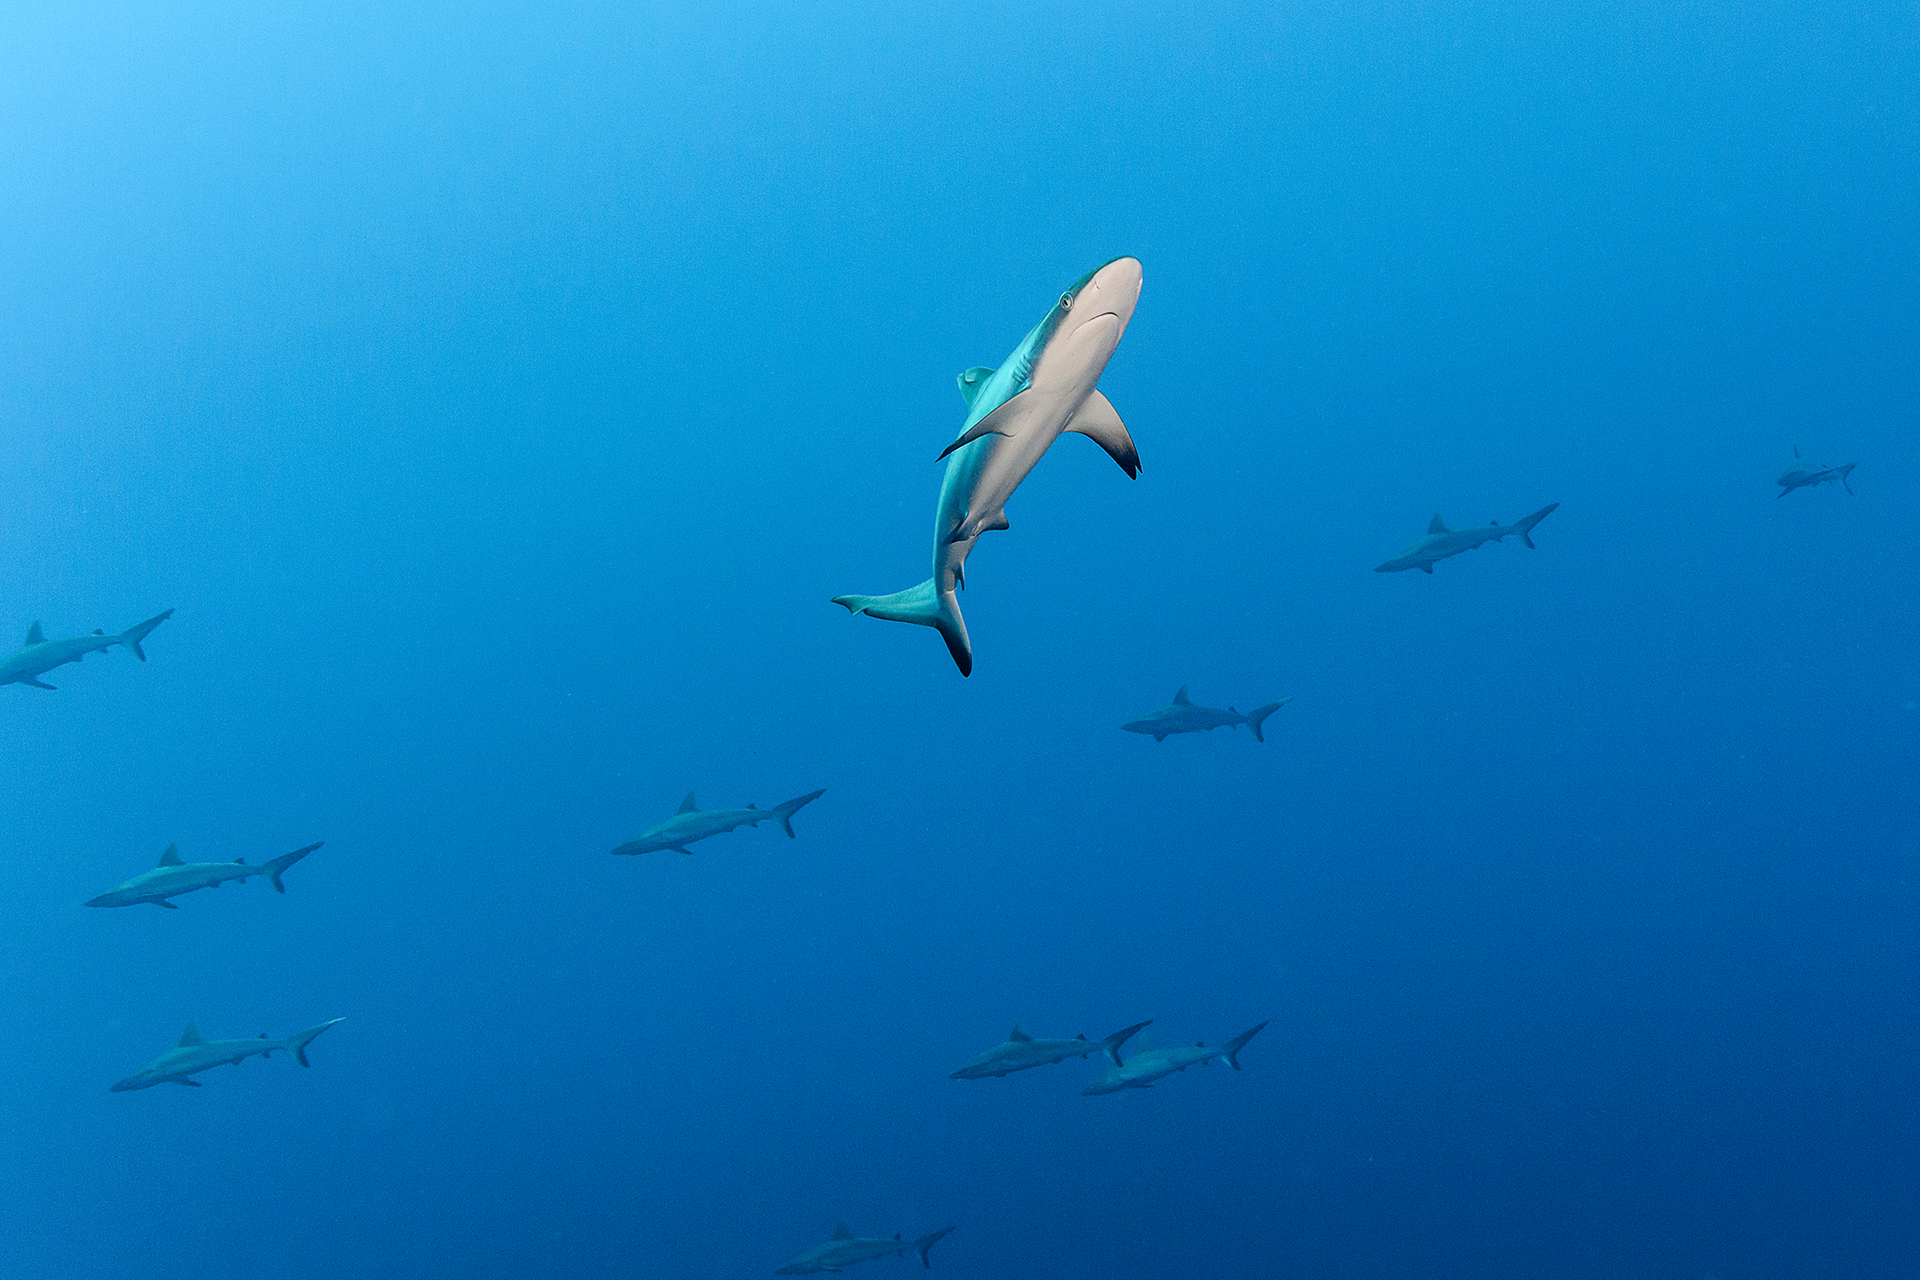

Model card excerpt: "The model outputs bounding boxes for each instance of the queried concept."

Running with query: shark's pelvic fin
[956,367,996,408]
[1064,391,1141,478]
[677,793,699,814]
[158,845,184,868]
[831,579,973,677]
[23,622,44,645]
[936,389,1033,461]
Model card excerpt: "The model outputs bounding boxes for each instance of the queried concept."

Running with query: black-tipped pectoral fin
[1065,390,1141,477]
[1419,562,1433,574]
[936,390,1032,461]
[22,675,55,690]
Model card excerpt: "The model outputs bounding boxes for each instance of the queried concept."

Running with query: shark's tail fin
[1509,503,1559,550]
[1836,462,1857,494]
[831,578,973,677]
[1244,699,1292,744]
[1099,1019,1152,1066]
[115,609,174,661]
[281,1017,344,1067]
[770,790,825,838]
[912,1226,956,1269]
[1222,1020,1269,1071]
[262,842,322,894]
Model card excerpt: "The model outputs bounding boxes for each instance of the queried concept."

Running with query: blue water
[3,1,1918,1276]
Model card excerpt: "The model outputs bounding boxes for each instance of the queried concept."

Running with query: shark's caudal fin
[1509,503,1559,550]
[770,789,825,838]
[1099,1019,1152,1066]
[831,579,973,677]
[262,842,322,893]
[281,1017,344,1068]
[1244,699,1292,744]
[1836,462,1857,494]
[1222,1020,1269,1071]
[912,1226,956,1269]
[115,609,174,661]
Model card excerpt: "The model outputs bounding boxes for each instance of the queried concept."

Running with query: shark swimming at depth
[609,789,825,856]
[1373,505,1559,574]
[775,1224,956,1274]
[110,1017,344,1091]
[949,1019,1151,1079]
[1776,446,1856,496]
[832,258,1144,675]
[1121,686,1291,743]
[1081,1021,1268,1095]
[85,842,321,909]
[0,609,173,690]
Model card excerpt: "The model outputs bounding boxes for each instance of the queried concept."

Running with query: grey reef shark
[776,1224,956,1274]
[833,257,1144,675]
[85,842,321,910]
[1374,505,1559,574]
[0,609,173,690]
[609,789,825,856]
[949,1019,1152,1080]
[1081,1020,1268,1095]
[110,1017,344,1091]
[1776,446,1856,496]
[1122,685,1291,743]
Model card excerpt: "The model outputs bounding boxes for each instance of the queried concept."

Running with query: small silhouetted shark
[0,609,173,690]
[949,1019,1151,1079]
[776,1224,956,1274]
[833,258,1144,675]
[1374,505,1559,574]
[85,842,321,909]
[1081,1021,1268,1095]
[110,1017,344,1091]
[1777,446,1856,496]
[610,789,825,856]
[1121,686,1291,743]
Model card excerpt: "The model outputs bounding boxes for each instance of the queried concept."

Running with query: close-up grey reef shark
[948,1019,1151,1079]
[832,257,1144,675]
[1080,1021,1269,1095]
[84,842,321,909]
[109,1018,345,1091]
[775,1224,957,1274]
[1121,686,1291,743]
[608,789,825,856]
[1776,446,1856,496]
[0,609,173,690]
[1373,504,1559,574]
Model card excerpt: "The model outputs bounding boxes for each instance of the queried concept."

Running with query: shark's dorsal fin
[677,792,698,814]
[1428,514,1449,534]
[832,1223,854,1241]
[1793,444,1802,458]
[178,1022,203,1047]
[24,622,44,645]
[956,366,996,408]
[157,844,184,867]
[1172,684,1191,705]
[1009,1023,1032,1042]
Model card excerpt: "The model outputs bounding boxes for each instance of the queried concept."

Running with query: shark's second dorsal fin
[157,844,184,868]
[832,1223,855,1241]
[677,793,698,814]
[178,1022,203,1047]
[1172,684,1191,705]
[1428,514,1449,534]
[1009,1023,1032,1042]
[957,366,996,408]
[24,622,44,645]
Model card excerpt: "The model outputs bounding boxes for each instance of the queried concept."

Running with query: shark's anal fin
[936,389,1032,461]
[956,366,996,408]
[1428,514,1449,534]
[1064,390,1140,477]
[677,792,698,814]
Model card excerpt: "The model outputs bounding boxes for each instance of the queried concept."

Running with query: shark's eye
[1060,291,1073,309]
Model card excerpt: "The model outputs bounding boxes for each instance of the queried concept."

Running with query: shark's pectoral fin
[936,389,1032,460]
[156,900,179,910]
[1064,390,1141,477]
[673,846,694,855]
[21,675,55,690]
[1418,563,1433,574]
[173,1078,202,1087]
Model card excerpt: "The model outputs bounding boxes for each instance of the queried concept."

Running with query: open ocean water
[2,1,1917,1277]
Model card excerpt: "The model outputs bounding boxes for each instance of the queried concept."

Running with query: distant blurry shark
[949,1019,1151,1080]
[1121,685,1290,743]
[110,1017,344,1091]
[85,842,321,910]
[1081,1021,1268,1095]
[1776,446,1856,496]
[0,609,173,690]
[833,258,1144,676]
[1373,505,1559,574]
[776,1224,956,1274]
[609,790,825,856]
